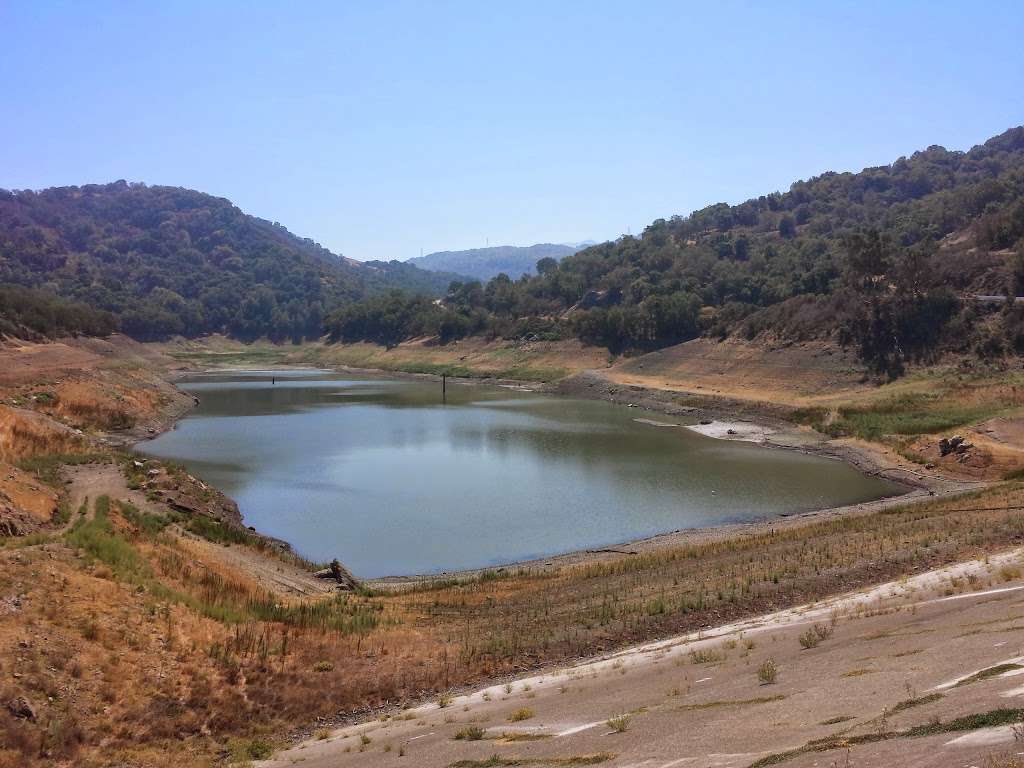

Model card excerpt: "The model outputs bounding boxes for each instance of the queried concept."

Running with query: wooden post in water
[442,374,447,403]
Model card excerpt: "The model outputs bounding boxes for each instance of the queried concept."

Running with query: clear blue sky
[2,1,1022,261]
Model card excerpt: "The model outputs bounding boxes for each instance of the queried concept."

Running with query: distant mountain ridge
[407,242,590,281]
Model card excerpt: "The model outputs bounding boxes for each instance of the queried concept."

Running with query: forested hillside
[6,128,1024,369]
[0,182,451,341]
[407,242,586,281]
[329,126,1024,376]
[0,284,118,339]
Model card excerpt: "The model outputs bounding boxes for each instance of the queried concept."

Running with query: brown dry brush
[5,484,1024,767]
[405,486,1024,668]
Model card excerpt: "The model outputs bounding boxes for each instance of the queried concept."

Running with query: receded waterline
[138,369,902,578]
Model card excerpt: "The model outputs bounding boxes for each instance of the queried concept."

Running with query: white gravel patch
[684,421,775,441]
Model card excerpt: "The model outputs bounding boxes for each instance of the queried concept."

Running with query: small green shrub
[186,515,259,547]
[66,496,150,583]
[245,740,273,760]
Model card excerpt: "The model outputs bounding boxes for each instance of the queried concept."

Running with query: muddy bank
[553,369,957,492]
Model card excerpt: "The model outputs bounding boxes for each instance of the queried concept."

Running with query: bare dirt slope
[0,334,181,388]
[262,550,1024,768]
[180,535,333,598]
[63,463,160,521]
[0,334,192,443]
[608,338,866,408]
[0,462,58,535]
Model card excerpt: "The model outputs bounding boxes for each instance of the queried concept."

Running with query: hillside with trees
[407,242,588,281]
[0,182,451,341]
[329,126,1024,377]
[0,284,119,339]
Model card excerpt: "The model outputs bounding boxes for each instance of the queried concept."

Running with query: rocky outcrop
[313,558,358,591]
[0,505,42,537]
[141,467,243,527]
[7,696,37,721]
[939,435,973,457]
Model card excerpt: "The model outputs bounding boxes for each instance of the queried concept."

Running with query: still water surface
[139,370,901,577]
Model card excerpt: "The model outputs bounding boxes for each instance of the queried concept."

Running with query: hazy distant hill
[408,242,590,281]
[362,259,468,294]
[0,181,451,341]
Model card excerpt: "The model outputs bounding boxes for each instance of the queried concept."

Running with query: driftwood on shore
[314,558,358,591]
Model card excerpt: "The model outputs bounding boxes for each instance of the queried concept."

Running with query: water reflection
[139,370,902,577]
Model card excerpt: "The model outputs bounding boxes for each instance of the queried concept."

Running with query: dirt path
[60,461,161,528]
[262,548,1024,768]
[61,461,332,597]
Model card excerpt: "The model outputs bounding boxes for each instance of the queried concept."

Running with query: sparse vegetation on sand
[953,663,1024,688]
[448,755,614,768]
[679,694,787,711]
[605,714,631,733]
[798,622,834,650]
[891,692,943,712]
[748,707,1024,767]
[757,659,780,685]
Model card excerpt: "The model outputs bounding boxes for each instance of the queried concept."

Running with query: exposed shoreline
[146,358,988,586]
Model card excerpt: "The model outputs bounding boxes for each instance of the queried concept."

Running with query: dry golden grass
[268,336,606,383]
[0,497,449,766]
[4,478,1024,766]
[0,405,85,463]
[398,483,1024,668]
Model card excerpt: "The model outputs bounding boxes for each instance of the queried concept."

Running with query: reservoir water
[138,370,902,577]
